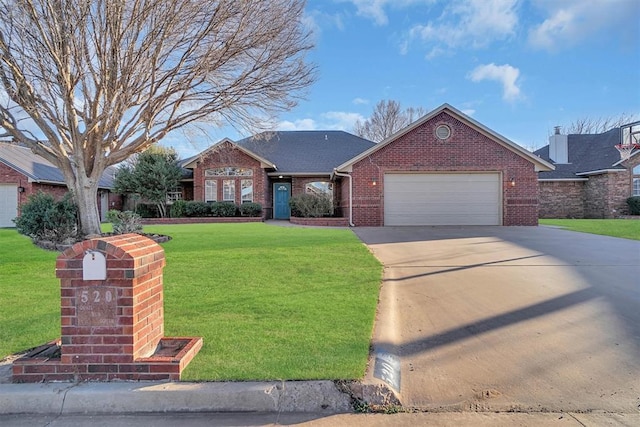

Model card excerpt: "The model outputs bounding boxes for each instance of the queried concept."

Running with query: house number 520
[80,289,113,304]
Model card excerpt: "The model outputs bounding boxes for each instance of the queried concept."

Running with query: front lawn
[0,223,382,381]
[539,219,640,241]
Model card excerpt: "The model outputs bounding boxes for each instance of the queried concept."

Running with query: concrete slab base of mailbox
[12,337,203,383]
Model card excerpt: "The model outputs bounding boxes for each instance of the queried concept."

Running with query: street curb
[0,380,353,415]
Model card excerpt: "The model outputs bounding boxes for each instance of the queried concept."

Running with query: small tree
[113,147,182,218]
[354,100,427,143]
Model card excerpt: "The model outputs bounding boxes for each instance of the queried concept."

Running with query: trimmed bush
[14,191,78,242]
[627,196,640,215]
[289,193,333,218]
[106,210,143,234]
[184,201,210,217]
[239,202,262,217]
[135,203,159,218]
[170,200,187,218]
[210,201,237,217]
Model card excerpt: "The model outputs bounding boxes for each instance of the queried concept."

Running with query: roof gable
[182,138,277,170]
[336,103,554,173]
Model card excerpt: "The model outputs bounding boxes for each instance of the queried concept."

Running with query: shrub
[14,191,78,242]
[135,203,159,218]
[170,200,187,218]
[627,196,640,215]
[210,201,238,217]
[184,201,210,217]
[107,210,143,234]
[289,193,333,218]
[239,202,262,217]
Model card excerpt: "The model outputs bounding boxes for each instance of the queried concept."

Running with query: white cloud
[405,0,518,55]
[352,97,369,105]
[461,109,476,116]
[338,0,432,26]
[468,63,522,102]
[278,118,318,131]
[528,0,639,51]
[277,111,365,132]
[321,111,365,130]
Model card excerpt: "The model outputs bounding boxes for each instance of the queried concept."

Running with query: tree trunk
[73,175,102,237]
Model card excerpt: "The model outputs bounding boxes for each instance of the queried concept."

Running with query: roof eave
[576,168,626,176]
[538,178,589,182]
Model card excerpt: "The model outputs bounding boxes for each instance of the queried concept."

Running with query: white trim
[182,138,277,170]
[332,169,354,227]
[334,103,555,173]
[538,178,588,182]
[576,169,626,176]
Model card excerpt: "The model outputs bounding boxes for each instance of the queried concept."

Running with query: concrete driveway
[354,226,640,413]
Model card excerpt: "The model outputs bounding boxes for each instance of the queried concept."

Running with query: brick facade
[538,181,586,218]
[192,142,339,220]
[193,141,269,216]
[538,155,638,219]
[12,234,202,382]
[347,112,540,226]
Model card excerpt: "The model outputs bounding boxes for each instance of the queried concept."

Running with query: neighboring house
[0,142,122,227]
[183,104,554,226]
[535,122,640,218]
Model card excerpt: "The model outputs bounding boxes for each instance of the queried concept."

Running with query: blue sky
[175,0,639,157]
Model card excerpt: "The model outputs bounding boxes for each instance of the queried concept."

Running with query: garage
[0,184,18,227]
[384,173,501,226]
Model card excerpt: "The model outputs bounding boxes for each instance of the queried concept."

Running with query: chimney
[549,126,568,163]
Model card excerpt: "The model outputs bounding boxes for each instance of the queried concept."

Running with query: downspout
[333,169,354,227]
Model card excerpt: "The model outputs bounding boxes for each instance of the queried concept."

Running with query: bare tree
[354,100,426,143]
[0,0,315,235]
[563,113,639,134]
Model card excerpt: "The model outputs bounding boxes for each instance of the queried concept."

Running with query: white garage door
[384,173,501,226]
[0,184,18,227]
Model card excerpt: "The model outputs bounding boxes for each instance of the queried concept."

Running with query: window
[633,165,640,196]
[223,180,235,202]
[205,167,253,177]
[305,181,332,197]
[205,180,217,202]
[166,188,183,204]
[241,179,253,203]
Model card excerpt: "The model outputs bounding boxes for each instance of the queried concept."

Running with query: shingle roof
[534,128,629,179]
[0,142,117,189]
[235,131,376,174]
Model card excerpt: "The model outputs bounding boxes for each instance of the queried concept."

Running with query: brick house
[0,142,121,227]
[535,122,640,218]
[184,104,554,226]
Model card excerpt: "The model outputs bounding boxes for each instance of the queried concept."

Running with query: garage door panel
[384,173,501,226]
[0,184,18,227]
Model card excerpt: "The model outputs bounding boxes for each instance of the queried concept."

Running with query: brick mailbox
[13,233,202,382]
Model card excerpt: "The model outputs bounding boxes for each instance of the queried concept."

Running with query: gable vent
[435,125,451,140]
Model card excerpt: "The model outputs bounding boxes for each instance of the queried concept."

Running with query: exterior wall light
[510,178,516,187]
[18,186,25,193]
[371,178,378,186]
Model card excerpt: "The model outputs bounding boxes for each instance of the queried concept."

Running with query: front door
[273,183,291,219]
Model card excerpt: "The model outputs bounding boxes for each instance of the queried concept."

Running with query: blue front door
[273,183,291,219]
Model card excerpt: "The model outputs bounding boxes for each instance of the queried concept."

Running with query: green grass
[0,224,382,381]
[539,219,640,240]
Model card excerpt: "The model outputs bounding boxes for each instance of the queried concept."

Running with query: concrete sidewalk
[0,380,352,415]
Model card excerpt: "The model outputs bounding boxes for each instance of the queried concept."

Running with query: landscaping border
[290,217,349,227]
[141,217,263,225]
